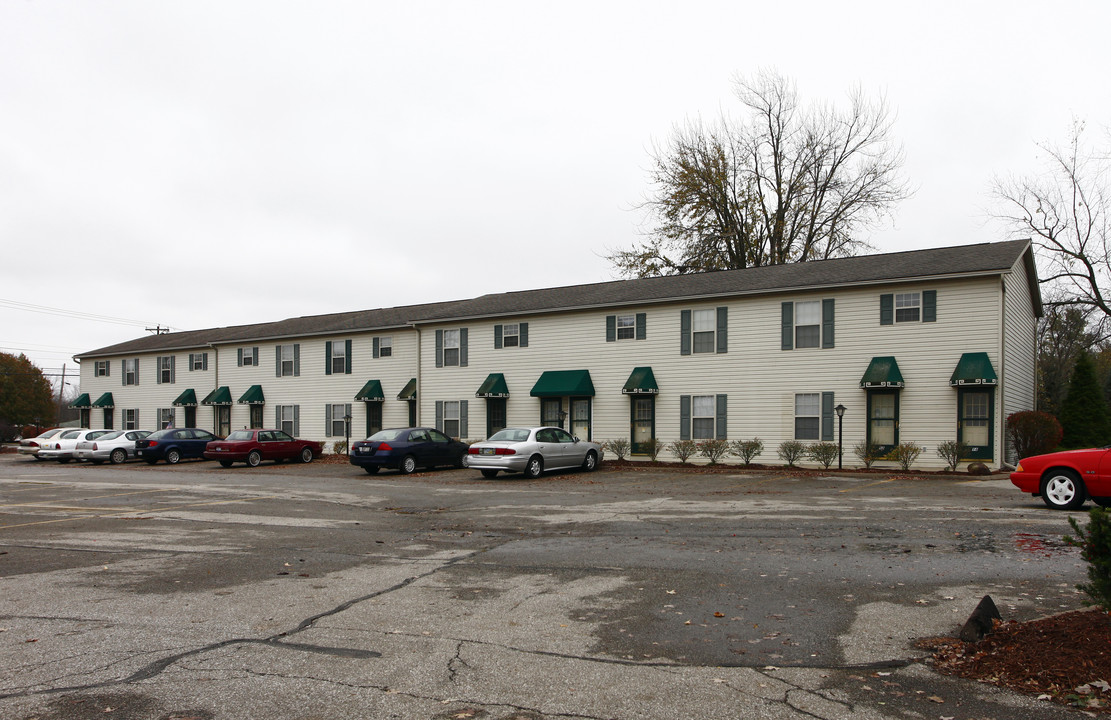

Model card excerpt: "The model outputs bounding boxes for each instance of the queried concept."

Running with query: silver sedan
[73,430,152,464]
[466,426,603,479]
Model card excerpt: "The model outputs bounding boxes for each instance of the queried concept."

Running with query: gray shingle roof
[77,240,1036,358]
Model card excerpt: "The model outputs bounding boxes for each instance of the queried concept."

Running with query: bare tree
[993,121,1111,319]
[610,69,910,277]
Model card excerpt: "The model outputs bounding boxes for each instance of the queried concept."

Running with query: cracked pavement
[0,455,1093,719]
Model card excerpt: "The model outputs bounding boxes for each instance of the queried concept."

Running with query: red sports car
[1010,447,1111,510]
[204,429,323,468]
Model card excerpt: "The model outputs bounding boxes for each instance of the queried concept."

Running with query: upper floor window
[238,347,258,366]
[94,360,110,377]
[123,358,139,386]
[374,336,392,358]
[781,300,834,350]
[189,352,208,371]
[495,323,528,349]
[444,330,460,366]
[680,308,727,355]
[880,291,936,325]
[277,344,300,377]
[156,356,175,384]
[607,314,644,343]
[436,328,468,367]
[325,340,351,375]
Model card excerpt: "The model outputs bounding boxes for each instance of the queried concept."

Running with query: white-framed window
[691,395,715,440]
[896,292,921,323]
[240,347,257,366]
[794,301,822,349]
[158,356,174,384]
[502,323,520,347]
[123,409,138,430]
[328,403,348,437]
[330,342,346,374]
[443,400,461,438]
[190,353,206,371]
[158,408,175,429]
[794,393,820,440]
[279,344,296,376]
[692,310,716,353]
[277,405,298,436]
[443,329,460,366]
[616,315,635,340]
[94,360,109,377]
[378,336,392,357]
[123,358,139,386]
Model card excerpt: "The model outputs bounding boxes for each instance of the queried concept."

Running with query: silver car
[17,428,68,460]
[38,429,115,463]
[467,426,603,479]
[73,430,152,465]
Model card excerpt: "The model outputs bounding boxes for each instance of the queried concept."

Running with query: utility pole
[57,363,66,424]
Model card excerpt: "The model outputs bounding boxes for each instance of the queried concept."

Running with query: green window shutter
[202,353,208,371]
[636,313,646,340]
[880,294,894,325]
[716,394,727,439]
[135,358,139,386]
[520,322,528,347]
[821,392,834,441]
[716,307,728,353]
[189,353,194,370]
[822,299,835,349]
[345,339,352,374]
[325,341,333,375]
[293,405,300,437]
[606,315,616,342]
[170,356,175,383]
[435,329,444,368]
[373,337,380,359]
[156,356,162,385]
[435,401,444,432]
[324,404,332,437]
[781,302,794,350]
[494,324,503,349]
[253,347,258,366]
[923,290,937,322]
[460,328,468,367]
[680,310,692,356]
[275,345,281,377]
[680,395,691,440]
[460,400,469,438]
[275,406,280,428]
[294,344,300,376]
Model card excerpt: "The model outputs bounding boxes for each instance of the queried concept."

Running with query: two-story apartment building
[73,240,1041,469]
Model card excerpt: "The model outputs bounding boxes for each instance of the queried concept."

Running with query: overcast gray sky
[2,1,1108,389]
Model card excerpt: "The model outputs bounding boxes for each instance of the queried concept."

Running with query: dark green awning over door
[950,352,998,386]
[530,370,595,397]
[172,389,197,407]
[622,367,659,395]
[859,357,905,388]
[238,385,265,405]
[92,392,114,408]
[201,386,233,406]
[476,373,509,398]
[397,378,417,400]
[355,379,385,401]
[70,393,91,409]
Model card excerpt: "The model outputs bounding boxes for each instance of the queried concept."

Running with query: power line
[0,298,176,330]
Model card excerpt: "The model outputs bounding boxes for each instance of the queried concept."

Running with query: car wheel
[1041,470,1087,510]
[110,449,127,465]
[247,450,262,467]
[166,449,181,465]
[300,447,313,464]
[524,455,543,479]
[399,455,417,475]
[581,451,598,472]
[456,452,470,469]
[364,466,380,475]
[481,469,499,479]
[219,460,233,468]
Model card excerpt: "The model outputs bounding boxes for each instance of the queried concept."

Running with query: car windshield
[226,430,254,441]
[365,429,410,443]
[487,428,531,443]
[97,431,124,441]
[146,429,175,440]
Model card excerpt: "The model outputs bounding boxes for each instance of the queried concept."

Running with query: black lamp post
[343,412,352,455]
[834,404,846,470]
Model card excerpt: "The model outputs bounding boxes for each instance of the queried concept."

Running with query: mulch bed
[922,608,1111,712]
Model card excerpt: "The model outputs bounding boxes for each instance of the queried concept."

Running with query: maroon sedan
[204,429,323,467]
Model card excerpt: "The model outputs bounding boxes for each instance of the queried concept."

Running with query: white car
[17,428,69,460]
[73,430,153,465]
[38,429,115,463]
[466,426,604,479]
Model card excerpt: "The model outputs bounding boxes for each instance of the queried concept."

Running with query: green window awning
[860,356,905,388]
[237,385,265,405]
[622,366,659,395]
[201,386,233,406]
[397,378,417,400]
[476,373,509,398]
[950,352,998,386]
[70,393,92,409]
[172,389,198,407]
[355,379,385,401]
[530,369,595,397]
[92,392,114,409]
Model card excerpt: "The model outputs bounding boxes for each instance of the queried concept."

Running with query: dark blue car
[349,427,469,475]
[136,428,218,464]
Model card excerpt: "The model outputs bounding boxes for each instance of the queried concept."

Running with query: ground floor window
[958,388,994,460]
[103,409,113,430]
[630,396,655,454]
[158,408,175,429]
[325,403,351,437]
[249,405,263,429]
[541,398,562,428]
[867,390,899,455]
[692,395,717,440]
[794,393,820,440]
[442,400,461,438]
[217,406,231,437]
[123,409,138,430]
[486,398,506,438]
[365,401,382,438]
[277,405,299,437]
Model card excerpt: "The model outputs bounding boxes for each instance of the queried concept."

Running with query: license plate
[481,448,495,456]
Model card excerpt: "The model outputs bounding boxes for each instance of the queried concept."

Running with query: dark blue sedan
[349,427,469,475]
[136,428,218,464]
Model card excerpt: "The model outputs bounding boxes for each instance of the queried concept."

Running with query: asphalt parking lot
[0,453,1094,719]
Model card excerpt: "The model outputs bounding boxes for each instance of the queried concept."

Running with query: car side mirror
[573,437,580,443]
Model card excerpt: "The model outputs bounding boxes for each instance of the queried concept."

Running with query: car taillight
[377,443,392,451]
[468,447,516,455]
[92,444,98,451]
[29,441,39,448]
[54,443,61,449]
[147,441,158,447]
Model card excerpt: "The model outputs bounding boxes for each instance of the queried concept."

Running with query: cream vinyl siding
[1001,257,1039,463]
[78,350,214,431]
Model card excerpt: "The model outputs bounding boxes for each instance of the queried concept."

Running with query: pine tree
[1060,352,1111,448]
